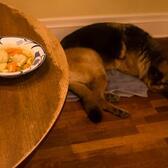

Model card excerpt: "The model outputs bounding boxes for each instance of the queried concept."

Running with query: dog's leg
[69,81,103,123]
[102,99,130,118]
[91,75,130,118]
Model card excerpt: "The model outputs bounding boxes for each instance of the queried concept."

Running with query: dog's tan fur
[66,47,129,121]
[62,23,168,123]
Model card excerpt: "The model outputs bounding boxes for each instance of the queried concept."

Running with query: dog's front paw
[105,93,120,103]
[113,108,130,118]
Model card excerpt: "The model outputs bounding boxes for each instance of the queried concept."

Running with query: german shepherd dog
[61,23,168,123]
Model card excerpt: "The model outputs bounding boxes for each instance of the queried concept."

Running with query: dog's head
[145,55,168,97]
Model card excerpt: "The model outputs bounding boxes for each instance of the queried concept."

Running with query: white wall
[1,0,168,18]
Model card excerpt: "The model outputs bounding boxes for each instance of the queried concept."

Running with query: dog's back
[62,23,123,60]
[61,22,153,62]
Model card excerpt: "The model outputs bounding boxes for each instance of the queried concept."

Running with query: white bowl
[0,37,46,78]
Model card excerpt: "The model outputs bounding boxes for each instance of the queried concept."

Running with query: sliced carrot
[6,48,22,56]
[7,62,18,72]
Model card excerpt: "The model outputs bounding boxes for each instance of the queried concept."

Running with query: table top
[0,3,69,168]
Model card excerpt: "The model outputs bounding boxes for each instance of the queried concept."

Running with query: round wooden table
[0,3,69,168]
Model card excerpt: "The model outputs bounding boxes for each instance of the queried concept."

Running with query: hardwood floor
[19,38,168,168]
[19,92,168,168]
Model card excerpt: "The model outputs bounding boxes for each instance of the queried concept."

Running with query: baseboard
[39,13,168,40]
